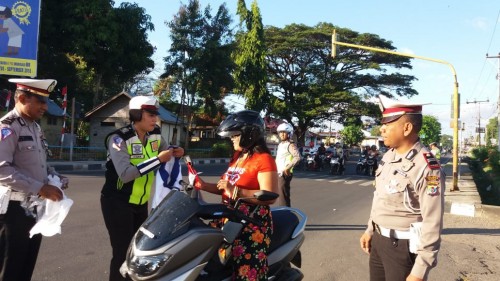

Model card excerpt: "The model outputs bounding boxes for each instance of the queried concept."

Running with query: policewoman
[100,95,184,281]
[359,95,445,281]
[0,78,65,281]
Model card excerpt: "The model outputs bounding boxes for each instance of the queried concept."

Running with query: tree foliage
[264,23,417,144]
[440,134,453,149]
[163,0,234,118]
[233,0,268,111]
[486,117,498,146]
[340,125,365,147]
[420,115,441,145]
[34,0,155,109]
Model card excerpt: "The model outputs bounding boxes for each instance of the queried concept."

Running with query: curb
[49,158,231,172]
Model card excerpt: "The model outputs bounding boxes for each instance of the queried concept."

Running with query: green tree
[420,115,441,145]
[162,0,234,146]
[340,125,365,147]
[370,125,382,136]
[264,23,417,145]
[485,118,498,147]
[37,0,155,108]
[440,134,453,150]
[233,0,268,111]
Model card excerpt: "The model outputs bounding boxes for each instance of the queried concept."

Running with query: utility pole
[486,53,500,150]
[466,99,489,147]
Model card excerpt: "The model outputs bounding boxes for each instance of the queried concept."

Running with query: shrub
[487,148,500,174]
[471,147,489,162]
[211,142,232,158]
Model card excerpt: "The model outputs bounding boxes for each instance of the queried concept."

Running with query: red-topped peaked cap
[129,95,159,115]
[378,95,429,124]
[8,78,57,97]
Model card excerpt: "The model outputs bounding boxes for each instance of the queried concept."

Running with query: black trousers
[101,194,148,281]
[369,231,418,281]
[277,173,293,207]
[0,201,42,281]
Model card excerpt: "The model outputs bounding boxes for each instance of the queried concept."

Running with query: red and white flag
[184,156,201,189]
[4,90,11,112]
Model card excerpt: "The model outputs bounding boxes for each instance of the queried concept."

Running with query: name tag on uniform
[18,135,34,142]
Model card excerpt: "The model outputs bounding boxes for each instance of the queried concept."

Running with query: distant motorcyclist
[316,142,327,170]
[369,145,379,172]
[332,142,345,172]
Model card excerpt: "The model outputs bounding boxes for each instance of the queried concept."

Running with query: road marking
[344,179,364,185]
[328,179,345,183]
[360,181,374,186]
[315,179,326,181]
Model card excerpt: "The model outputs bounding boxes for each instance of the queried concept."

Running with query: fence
[48,146,216,161]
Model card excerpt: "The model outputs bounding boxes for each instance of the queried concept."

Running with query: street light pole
[486,53,500,150]
[465,99,489,147]
[332,30,460,191]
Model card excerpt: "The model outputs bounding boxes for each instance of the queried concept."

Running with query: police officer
[359,95,445,281]
[100,95,184,281]
[275,122,301,207]
[429,142,441,161]
[0,78,66,281]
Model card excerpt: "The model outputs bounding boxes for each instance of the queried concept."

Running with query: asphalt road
[31,160,500,281]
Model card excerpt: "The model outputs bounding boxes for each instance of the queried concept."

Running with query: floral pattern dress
[212,151,277,281]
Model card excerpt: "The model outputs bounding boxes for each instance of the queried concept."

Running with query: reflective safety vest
[102,125,161,205]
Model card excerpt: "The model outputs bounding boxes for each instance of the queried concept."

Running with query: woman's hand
[217,179,235,198]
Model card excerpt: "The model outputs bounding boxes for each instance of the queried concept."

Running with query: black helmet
[217,110,265,149]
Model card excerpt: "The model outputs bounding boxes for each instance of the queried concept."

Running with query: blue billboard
[0,0,40,77]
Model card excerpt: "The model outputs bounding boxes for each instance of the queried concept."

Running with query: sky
[116,0,500,138]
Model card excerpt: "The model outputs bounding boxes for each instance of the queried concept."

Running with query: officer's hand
[283,169,291,176]
[172,147,185,158]
[360,232,372,254]
[158,149,173,163]
[406,274,423,281]
[39,184,63,201]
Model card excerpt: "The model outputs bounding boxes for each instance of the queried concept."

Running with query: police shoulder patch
[112,136,124,151]
[423,152,440,170]
[1,128,13,141]
[425,175,440,196]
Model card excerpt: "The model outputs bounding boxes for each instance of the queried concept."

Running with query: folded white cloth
[151,157,182,209]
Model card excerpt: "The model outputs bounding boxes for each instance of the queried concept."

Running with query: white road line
[344,179,364,185]
[360,181,374,186]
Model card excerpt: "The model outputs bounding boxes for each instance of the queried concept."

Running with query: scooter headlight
[129,253,172,277]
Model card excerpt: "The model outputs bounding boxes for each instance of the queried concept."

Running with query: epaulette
[423,152,440,170]
[1,116,18,125]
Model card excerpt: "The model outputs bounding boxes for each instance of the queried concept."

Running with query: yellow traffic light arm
[332,29,460,191]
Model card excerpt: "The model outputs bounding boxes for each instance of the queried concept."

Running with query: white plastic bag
[29,175,74,238]
[409,222,422,254]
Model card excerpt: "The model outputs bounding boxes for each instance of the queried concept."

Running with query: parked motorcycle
[120,182,307,281]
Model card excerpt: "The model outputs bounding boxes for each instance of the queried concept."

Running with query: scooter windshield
[135,191,200,250]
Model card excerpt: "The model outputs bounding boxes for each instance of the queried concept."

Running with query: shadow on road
[442,227,500,236]
[305,224,367,231]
